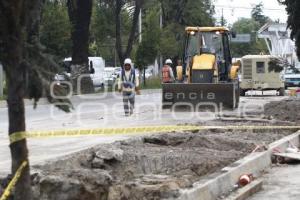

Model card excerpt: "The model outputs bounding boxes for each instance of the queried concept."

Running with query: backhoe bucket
[162,82,239,109]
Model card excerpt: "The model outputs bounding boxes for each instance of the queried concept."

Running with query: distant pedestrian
[176,59,184,82]
[118,58,139,116]
[162,59,175,83]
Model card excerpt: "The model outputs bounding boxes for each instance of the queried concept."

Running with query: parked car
[104,67,117,87]
[134,68,153,80]
[145,68,153,79]
[114,67,122,78]
[284,68,300,88]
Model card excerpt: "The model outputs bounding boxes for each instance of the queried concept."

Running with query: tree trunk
[27,0,45,41]
[115,0,125,64]
[5,23,32,200]
[115,0,143,65]
[7,66,32,200]
[0,0,44,199]
[67,0,94,94]
[143,67,146,86]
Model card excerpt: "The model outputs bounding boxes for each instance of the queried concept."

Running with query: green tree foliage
[160,0,214,26]
[160,24,182,58]
[231,18,264,57]
[40,0,71,58]
[268,57,299,73]
[230,3,270,58]
[278,0,300,60]
[40,0,216,65]
[251,2,270,26]
[90,0,116,64]
[134,0,215,71]
[159,0,215,60]
[135,7,160,84]
[89,0,142,65]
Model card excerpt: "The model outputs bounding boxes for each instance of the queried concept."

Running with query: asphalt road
[0,89,285,175]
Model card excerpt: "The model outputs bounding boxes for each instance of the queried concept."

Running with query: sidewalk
[248,164,300,200]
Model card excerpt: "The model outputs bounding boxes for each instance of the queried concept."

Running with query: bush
[141,76,162,89]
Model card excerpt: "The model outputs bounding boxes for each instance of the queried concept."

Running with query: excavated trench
[20,122,294,200]
[1,98,300,200]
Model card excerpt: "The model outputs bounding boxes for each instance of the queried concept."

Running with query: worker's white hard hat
[165,59,173,65]
[124,58,132,66]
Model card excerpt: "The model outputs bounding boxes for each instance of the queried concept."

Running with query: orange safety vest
[162,65,171,83]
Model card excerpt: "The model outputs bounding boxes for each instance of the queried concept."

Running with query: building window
[256,62,265,74]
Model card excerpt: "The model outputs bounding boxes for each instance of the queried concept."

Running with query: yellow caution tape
[2,125,299,200]
[8,125,300,145]
[9,126,198,144]
[0,161,28,200]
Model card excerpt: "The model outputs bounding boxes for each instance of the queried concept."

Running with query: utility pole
[0,63,3,98]
[159,7,163,75]
[221,8,225,26]
[139,8,142,43]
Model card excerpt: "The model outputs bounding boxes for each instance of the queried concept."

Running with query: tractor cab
[184,27,234,83]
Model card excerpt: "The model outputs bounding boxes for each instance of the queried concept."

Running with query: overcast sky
[214,0,288,25]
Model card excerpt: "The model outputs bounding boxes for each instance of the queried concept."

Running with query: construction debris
[265,98,300,123]
[272,142,300,163]
[28,121,295,200]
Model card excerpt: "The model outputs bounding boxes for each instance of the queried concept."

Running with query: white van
[240,55,285,96]
[104,67,116,86]
[63,57,105,87]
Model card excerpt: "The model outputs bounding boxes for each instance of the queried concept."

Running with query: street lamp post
[0,63,3,98]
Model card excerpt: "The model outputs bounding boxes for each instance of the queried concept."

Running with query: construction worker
[176,59,184,82]
[118,58,139,116]
[162,59,175,83]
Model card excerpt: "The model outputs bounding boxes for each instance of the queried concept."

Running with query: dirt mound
[265,98,300,123]
[30,125,294,200]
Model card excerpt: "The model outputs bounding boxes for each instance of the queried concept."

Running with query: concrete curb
[172,131,300,200]
[226,179,263,200]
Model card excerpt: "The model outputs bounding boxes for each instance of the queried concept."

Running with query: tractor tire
[278,87,285,96]
[240,89,246,96]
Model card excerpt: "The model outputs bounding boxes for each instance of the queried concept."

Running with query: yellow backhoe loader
[162,27,240,109]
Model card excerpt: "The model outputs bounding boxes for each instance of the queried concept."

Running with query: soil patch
[27,121,294,200]
[264,98,300,123]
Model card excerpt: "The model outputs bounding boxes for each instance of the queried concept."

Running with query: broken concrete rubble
[94,148,124,162]
[27,120,295,200]
[91,148,124,169]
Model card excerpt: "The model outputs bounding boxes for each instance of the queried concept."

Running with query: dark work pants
[123,91,135,115]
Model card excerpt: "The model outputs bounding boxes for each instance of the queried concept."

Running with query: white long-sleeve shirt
[118,70,139,92]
